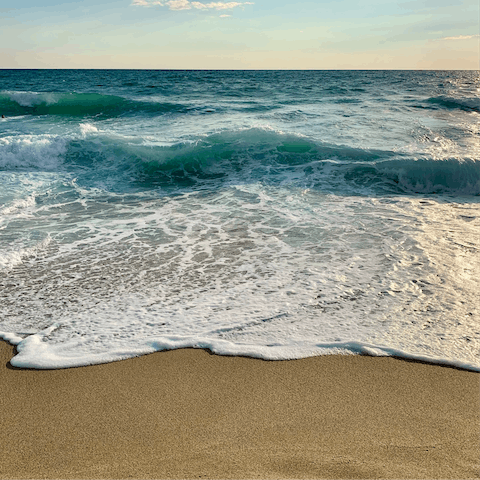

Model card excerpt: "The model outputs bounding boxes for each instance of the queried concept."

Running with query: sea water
[0,69,479,370]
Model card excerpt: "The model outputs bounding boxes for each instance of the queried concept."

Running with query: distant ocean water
[0,69,479,370]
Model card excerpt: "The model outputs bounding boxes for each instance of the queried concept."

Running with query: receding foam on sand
[0,340,478,479]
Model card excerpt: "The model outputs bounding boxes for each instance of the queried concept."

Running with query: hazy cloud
[131,0,165,5]
[442,34,479,40]
[167,0,191,10]
[131,0,253,10]
[198,2,252,9]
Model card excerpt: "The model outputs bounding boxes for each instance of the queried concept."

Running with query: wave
[2,128,478,196]
[0,234,51,271]
[425,96,480,113]
[2,328,480,371]
[0,194,36,216]
[94,129,480,196]
[345,158,480,195]
[0,91,188,118]
[0,135,67,170]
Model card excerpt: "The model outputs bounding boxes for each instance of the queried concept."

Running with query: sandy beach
[0,340,478,479]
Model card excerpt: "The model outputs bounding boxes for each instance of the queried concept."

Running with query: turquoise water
[0,70,479,369]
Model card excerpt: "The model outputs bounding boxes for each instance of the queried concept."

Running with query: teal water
[0,70,479,369]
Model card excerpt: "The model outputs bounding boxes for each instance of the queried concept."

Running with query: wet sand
[0,340,478,479]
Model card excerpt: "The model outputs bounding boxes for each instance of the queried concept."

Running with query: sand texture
[0,341,478,479]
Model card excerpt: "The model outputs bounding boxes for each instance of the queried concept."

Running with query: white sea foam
[6,331,479,371]
[1,186,479,370]
[79,122,98,136]
[6,91,58,107]
[0,331,24,345]
[0,235,51,270]
[0,135,67,170]
[0,194,36,216]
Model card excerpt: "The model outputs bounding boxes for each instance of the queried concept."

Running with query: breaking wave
[0,91,188,118]
[1,128,478,196]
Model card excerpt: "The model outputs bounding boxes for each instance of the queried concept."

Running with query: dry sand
[0,340,478,479]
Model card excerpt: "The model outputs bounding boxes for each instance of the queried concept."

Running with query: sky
[0,0,478,69]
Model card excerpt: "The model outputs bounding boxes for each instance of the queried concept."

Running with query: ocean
[0,69,479,370]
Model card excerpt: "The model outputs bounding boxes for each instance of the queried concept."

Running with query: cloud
[442,34,479,40]
[132,0,165,4]
[131,0,253,10]
[195,2,252,9]
[167,0,191,9]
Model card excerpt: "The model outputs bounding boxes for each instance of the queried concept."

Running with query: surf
[2,127,478,196]
[0,91,188,118]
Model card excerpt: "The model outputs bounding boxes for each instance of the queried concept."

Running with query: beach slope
[0,341,478,479]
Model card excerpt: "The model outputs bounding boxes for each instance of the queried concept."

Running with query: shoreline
[0,340,479,479]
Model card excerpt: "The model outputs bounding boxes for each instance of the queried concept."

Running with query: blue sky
[1,0,478,68]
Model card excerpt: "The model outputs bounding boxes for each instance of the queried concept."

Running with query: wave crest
[1,128,478,196]
[426,96,480,112]
[346,158,480,195]
[0,135,67,170]
[0,91,187,118]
